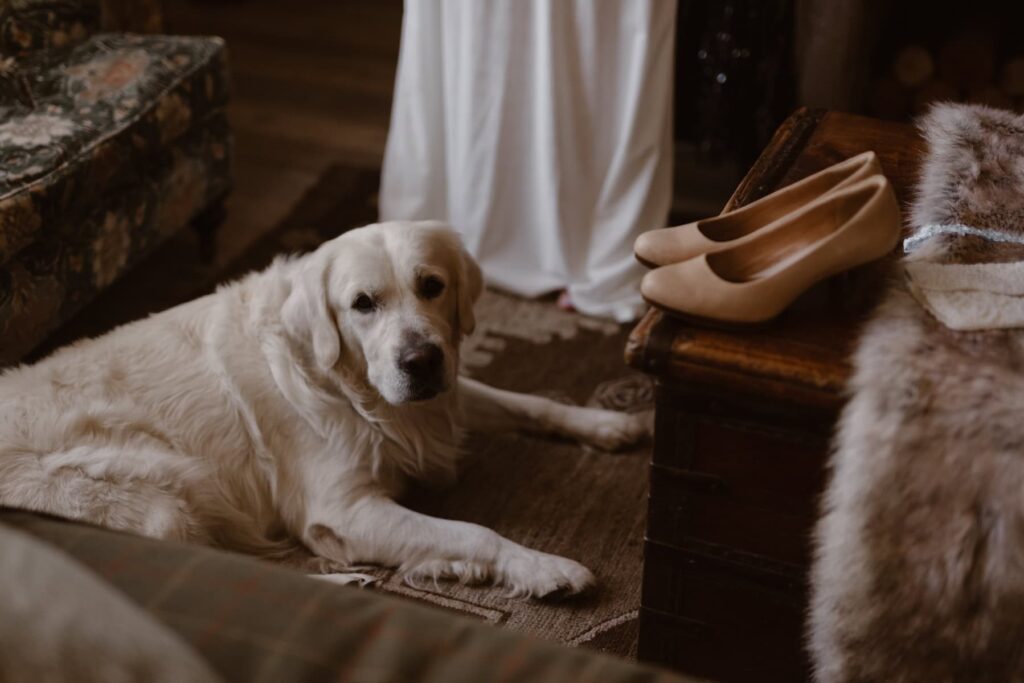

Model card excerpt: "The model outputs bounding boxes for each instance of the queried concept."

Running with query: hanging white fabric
[380,0,676,322]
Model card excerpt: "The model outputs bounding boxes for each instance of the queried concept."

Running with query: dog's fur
[0,220,649,597]
[809,104,1024,680]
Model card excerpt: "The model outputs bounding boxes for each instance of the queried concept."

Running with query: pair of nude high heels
[633,151,901,325]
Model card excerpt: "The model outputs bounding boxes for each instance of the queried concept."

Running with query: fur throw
[809,103,1024,681]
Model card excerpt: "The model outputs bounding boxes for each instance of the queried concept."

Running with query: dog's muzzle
[397,341,445,400]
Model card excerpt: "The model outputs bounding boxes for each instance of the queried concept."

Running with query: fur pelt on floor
[809,103,1024,681]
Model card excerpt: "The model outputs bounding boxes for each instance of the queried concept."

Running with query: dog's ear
[282,256,341,370]
[456,244,483,337]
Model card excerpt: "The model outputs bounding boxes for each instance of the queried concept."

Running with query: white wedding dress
[380,0,676,322]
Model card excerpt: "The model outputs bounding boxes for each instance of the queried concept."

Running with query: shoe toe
[635,225,707,268]
[634,230,669,267]
[640,264,677,305]
[641,259,720,320]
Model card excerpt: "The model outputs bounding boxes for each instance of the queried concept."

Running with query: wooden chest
[626,109,924,681]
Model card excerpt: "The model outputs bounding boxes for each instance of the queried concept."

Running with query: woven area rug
[64,164,652,659]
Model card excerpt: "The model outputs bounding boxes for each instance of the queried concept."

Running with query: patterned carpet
[43,165,655,659]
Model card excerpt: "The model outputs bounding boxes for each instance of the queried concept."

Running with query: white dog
[0,221,649,597]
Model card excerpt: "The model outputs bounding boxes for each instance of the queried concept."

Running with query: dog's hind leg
[458,376,652,451]
[0,450,206,543]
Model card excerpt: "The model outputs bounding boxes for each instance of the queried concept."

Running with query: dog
[0,220,650,597]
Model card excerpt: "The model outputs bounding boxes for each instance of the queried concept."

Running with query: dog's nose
[398,342,443,378]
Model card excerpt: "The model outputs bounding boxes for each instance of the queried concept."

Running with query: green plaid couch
[2,511,685,682]
[0,0,231,366]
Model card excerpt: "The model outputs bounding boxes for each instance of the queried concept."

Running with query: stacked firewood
[868,28,1023,120]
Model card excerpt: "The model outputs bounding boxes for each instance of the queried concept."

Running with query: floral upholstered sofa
[0,0,231,366]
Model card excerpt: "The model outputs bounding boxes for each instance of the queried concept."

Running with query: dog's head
[282,220,483,404]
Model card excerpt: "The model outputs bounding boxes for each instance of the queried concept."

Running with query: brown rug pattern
[40,165,653,659]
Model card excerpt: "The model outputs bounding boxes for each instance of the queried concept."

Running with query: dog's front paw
[402,558,493,589]
[497,549,595,599]
[575,408,653,451]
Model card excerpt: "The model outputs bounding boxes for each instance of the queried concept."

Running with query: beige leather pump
[639,175,900,325]
[634,151,883,268]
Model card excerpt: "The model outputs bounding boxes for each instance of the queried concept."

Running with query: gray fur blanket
[810,103,1024,681]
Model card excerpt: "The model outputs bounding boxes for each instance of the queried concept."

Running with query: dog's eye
[352,293,375,312]
[420,276,445,300]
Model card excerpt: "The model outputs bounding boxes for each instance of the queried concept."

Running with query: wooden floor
[164,0,403,266]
